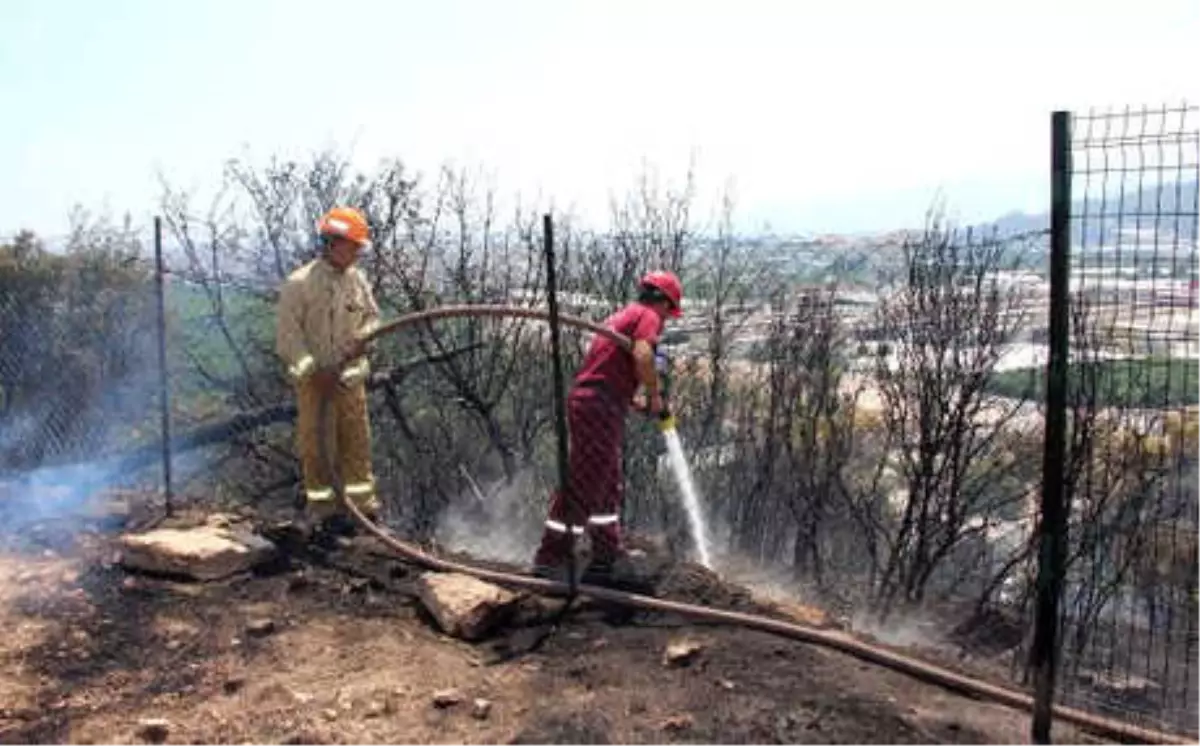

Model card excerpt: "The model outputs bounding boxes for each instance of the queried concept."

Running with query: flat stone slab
[416,572,519,641]
[119,525,276,581]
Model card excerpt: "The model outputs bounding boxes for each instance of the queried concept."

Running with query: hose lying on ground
[315,304,1193,746]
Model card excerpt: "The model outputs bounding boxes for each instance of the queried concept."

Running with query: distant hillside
[986,179,1197,246]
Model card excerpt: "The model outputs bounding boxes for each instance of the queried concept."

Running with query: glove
[654,350,669,375]
[632,393,665,415]
[344,338,369,360]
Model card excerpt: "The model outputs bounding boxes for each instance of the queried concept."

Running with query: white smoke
[434,468,549,566]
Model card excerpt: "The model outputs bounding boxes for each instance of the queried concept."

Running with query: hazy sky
[2,0,1197,239]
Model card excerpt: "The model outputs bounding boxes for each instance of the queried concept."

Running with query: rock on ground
[431,688,464,708]
[119,525,276,581]
[663,637,707,667]
[471,698,493,720]
[415,572,519,641]
[134,717,170,743]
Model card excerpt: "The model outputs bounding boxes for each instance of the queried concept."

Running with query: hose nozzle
[653,348,674,431]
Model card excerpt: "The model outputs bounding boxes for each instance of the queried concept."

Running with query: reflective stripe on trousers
[307,482,375,499]
[295,380,379,516]
[543,513,621,534]
[534,388,626,565]
[307,487,335,503]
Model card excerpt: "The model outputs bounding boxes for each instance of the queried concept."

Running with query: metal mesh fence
[1032,104,1199,736]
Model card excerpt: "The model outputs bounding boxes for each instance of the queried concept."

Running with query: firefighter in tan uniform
[276,207,382,536]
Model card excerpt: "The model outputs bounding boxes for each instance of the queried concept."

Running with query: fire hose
[314,304,1192,746]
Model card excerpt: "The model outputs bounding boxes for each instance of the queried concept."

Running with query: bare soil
[0,500,1104,745]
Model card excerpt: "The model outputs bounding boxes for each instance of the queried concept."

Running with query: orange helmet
[317,207,371,249]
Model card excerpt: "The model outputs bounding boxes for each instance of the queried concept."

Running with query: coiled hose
[314,304,1192,745]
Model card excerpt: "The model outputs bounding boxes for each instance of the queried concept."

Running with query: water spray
[651,348,713,569]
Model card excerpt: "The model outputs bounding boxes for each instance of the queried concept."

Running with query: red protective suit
[533,301,663,568]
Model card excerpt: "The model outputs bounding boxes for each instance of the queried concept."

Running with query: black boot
[320,513,359,538]
[581,550,655,593]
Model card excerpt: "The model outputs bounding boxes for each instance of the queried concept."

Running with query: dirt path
[0,517,1101,744]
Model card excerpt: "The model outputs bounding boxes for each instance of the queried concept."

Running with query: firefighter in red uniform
[532,271,684,586]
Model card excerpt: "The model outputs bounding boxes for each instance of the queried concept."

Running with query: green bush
[0,231,157,467]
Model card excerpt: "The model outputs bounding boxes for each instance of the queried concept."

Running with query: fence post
[154,216,174,515]
[1031,110,1073,744]
[542,213,576,592]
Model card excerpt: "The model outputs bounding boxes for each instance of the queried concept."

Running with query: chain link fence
[0,236,168,533]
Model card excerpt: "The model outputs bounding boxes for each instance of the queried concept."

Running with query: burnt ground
[0,499,1105,745]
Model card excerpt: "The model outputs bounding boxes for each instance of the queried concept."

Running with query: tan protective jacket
[276,258,381,387]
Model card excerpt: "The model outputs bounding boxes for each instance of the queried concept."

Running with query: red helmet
[639,271,683,317]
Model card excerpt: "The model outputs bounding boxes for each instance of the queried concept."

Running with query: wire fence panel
[1033,104,1199,737]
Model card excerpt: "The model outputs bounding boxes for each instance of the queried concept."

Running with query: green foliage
[0,229,157,466]
[986,358,1199,409]
[165,281,276,403]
